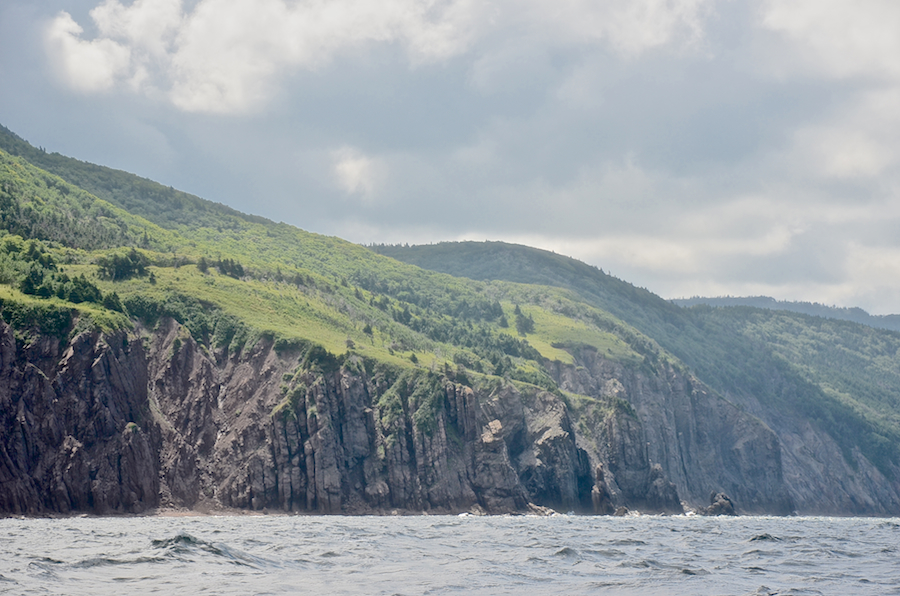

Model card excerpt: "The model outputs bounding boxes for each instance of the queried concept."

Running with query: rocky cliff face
[0,319,592,515]
[0,323,158,514]
[547,347,793,514]
[548,345,900,516]
[721,372,900,515]
[2,319,899,516]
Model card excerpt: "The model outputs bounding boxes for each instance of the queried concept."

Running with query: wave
[150,533,274,568]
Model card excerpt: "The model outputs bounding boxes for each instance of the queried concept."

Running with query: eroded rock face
[3,319,900,516]
[0,319,594,515]
[546,345,900,515]
[0,324,158,514]
[591,464,614,515]
[725,380,900,516]
[547,346,793,515]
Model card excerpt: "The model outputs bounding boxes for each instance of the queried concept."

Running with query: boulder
[703,492,737,516]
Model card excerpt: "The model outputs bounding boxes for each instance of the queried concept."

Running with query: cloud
[45,0,482,112]
[44,10,131,92]
[45,0,713,113]
[332,146,383,199]
[760,1,900,181]
[761,0,900,81]
[783,85,900,180]
[519,0,709,55]
[90,0,182,58]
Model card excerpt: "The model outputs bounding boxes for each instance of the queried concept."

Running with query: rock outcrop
[722,371,900,516]
[0,319,593,515]
[702,492,737,516]
[547,346,793,514]
[3,318,900,516]
[0,323,158,514]
[591,464,614,514]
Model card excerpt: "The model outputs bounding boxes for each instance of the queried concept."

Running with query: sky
[1,0,900,314]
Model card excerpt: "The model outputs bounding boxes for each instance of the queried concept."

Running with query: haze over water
[1,515,896,595]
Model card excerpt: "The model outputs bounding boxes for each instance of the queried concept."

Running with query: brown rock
[591,463,614,515]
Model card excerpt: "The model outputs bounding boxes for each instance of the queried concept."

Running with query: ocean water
[0,514,897,595]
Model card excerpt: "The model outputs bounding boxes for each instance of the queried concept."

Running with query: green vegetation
[377,241,900,477]
[1,135,650,399]
[4,122,900,480]
[674,295,900,333]
[0,125,269,231]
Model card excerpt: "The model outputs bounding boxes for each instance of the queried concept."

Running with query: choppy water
[1,514,897,595]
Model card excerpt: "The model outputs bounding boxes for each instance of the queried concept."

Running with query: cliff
[549,347,793,515]
[4,129,900,517]
[0,322,158,513]
[5,317,898,517]
[1,319,592,515]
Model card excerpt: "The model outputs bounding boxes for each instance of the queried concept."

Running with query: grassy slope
[5,120,899,475]
[375,241,900,474]
[0,135,656,415]
[0,124,268,230]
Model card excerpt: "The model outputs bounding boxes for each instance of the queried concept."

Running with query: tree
[216,257,244,278]
[97,248,148,280]
[19,264,43,295]
[516,311,535,336]
[66,275,103,304]
[102,291,124,312]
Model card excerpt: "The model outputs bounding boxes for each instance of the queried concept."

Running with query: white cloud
[781,86,900,180]
[521,0,709,55]
[44,11,131,93]
[554,62,606,110]
[332,147,383,199]
[492,211,797,277]
[793,127,893,180]
[762,0,900,81]
[760,2,900,185]
[90,0,183,58]
[45,0,713,113]
[45,0,482,112]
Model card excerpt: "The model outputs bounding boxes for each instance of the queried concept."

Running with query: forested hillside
[2,126,900,516]
[375,242,900,478]
[673,295,900,333]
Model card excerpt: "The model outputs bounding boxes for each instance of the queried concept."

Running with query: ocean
[1,514,897,595]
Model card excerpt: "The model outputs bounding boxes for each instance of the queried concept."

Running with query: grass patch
[0,284,128,336]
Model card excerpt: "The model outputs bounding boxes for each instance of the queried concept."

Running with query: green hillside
[0,132,674,419]
[674,295,900,333]
[3,120,900,482]
[375,241,900,475]
[0,125,268,230]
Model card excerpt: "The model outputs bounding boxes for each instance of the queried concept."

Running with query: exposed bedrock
[0,323,158,514]
[3,320,900,515]
[1,319,592,514]
[547,347,793,514]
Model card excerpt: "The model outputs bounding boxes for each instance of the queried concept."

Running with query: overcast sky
[2,0,899,313]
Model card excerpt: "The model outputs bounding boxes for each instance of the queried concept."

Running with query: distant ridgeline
[672,296,900,333]
[3,123,900,517]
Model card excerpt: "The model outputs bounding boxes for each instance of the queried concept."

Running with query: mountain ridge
[2,125,900,516]
[672,295,900,332]
[374,241,900,480]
